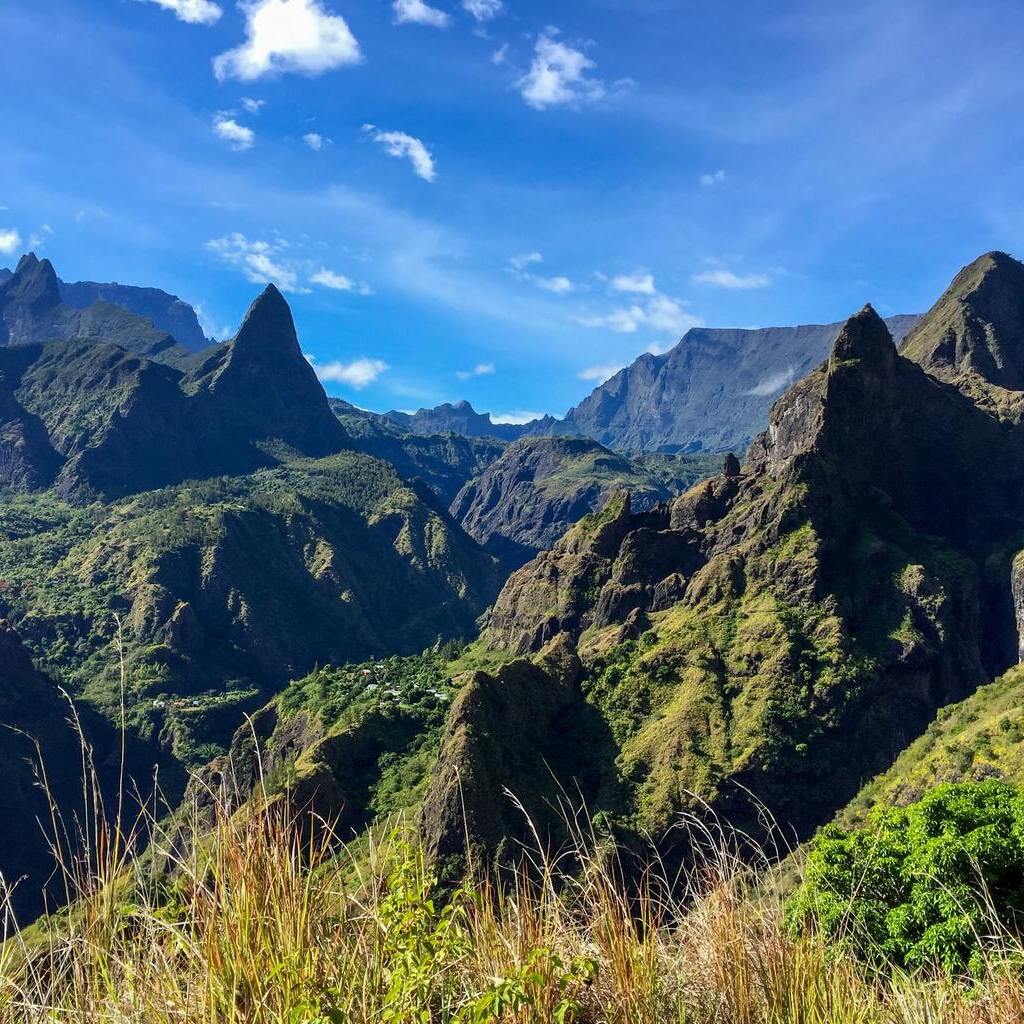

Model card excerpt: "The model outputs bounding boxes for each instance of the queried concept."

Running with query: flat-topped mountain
[381,319,920,455]
[562,315,920,454]
[58,275,208,350]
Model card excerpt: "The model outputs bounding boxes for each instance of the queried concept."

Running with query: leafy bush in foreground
[787,780,1024,975]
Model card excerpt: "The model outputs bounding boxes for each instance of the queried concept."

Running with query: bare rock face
[563,315,920,454]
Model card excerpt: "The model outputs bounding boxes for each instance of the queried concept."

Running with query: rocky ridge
[418,260,1024,876]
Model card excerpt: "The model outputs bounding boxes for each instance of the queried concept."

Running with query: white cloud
[645,293,700,333]
[506,252,573,294]
[213,114,255,150]
[206,233,301,291]
[700,169,726,187]
[28,224,54,249]
[310,356,389,388]
[0,228,22,255]
[692,269,770,289]
[492,410,545,425]
[463,0,502,20]
[578,362,623,382]
[456,362,495,380]
[241,97,265,113]
[535,275,573,294]
[310,266,371,293]
[508,251,543,272]
[611,272,655,295]
[393,0,449,27]
[141,0,222,24]
[744,367,795,397]
[517,30,604,110]
[214,0,362,82]
[576,291,701,336]
[491,43,509,65]
[303,132,327,150]
[363,126,436,182]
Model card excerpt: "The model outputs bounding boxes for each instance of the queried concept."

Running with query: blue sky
[3,0,1024,419]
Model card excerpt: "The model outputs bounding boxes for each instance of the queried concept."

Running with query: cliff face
[421,297,1024,875]
[58,277,208,350]
[449,437,715,570]
[563,316,921,454]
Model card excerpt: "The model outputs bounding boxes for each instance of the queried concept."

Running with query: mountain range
[385,316,919,454]
[2,246,1023,931]
[175,250,1024,896]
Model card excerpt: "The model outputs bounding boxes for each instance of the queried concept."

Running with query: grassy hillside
[843,664,1024,823]
[5,792,1024,1022]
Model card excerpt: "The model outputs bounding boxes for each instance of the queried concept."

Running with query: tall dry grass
[2,769,1023,1024]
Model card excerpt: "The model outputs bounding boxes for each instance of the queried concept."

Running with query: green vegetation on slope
[789,781,1024,976]
[844,664,1024,821]
[0,453,499,769]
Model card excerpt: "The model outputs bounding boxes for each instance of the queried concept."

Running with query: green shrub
[786,780,1024,976]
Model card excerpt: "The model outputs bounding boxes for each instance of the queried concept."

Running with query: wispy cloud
[309,355,389,388]
[507,252,573,293]
[303,132,327,150]
[456,362,496,380]
[310,266,371,294]
[213,114,254,150]
[214,0,362,82]
[28,224,54,249]
[744,367,795,396]
[692,268,770,289]
[206,232,302,291]
[535,275,573,293]
[517,30,604,110]
[492,410,545,425]
[577,293,701,336]
[578,273,701,336]
[0,228,22,255]
[577,362,623,381]
[363,125,437,182]
[610,272,655,295]
[140,0,222,24]
[463,0,502,21]
[241,97,265,114]
[508,252,543,272]
[393,0,449,27]
[700,169,726,187]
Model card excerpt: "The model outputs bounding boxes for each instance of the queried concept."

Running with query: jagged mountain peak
[6,252,60,311]
[902,250,1024,390]
[829,303,896,369]
[232,283,300,357]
